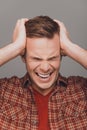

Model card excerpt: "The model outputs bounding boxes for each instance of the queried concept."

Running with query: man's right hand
[0,18,28,66]
[13,18,28,56]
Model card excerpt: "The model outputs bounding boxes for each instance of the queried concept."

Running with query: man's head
[24,16,61,95]
[25,15,60,38]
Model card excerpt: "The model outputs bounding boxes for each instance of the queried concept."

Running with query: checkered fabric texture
[0,74,87,130]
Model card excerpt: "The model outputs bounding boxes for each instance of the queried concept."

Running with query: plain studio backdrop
[0,0,87,78]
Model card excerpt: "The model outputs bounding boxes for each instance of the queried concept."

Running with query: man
[0,16,87,130]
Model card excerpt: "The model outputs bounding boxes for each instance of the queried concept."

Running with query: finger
[20,18,29,24]
[13,19,22,41]
[54,19,65,29]
[14,19,21,33]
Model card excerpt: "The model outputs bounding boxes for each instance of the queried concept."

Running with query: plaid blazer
[0,73,87,130]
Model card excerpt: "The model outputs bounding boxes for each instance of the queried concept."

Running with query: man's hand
[55,20,87,69]
[13,18,28,56]
[0,18,28,66]
[55,20,71,56]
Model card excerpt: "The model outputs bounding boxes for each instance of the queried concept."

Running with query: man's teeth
[37,73,50,78]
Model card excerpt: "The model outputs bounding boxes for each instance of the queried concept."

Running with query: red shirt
[33,88,51,130]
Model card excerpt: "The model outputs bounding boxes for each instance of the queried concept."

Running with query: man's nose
[40,61,50,72]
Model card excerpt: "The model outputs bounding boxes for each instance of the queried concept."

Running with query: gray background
[0,0,87,78]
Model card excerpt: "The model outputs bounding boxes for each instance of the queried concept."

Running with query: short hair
[25,16,60,38]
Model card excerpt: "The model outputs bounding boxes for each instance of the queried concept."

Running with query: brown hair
[25,16,60,38]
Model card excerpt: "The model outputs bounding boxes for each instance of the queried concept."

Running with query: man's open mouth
[36,72,52,79]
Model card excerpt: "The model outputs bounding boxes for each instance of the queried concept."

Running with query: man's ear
[60,49,66,56]
[20,49,26,63]
[21,55,26,63]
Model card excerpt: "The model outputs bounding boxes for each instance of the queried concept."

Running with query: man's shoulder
[59,75,87,100]
[0,76,21,86]
[0,74,27,100]
[0,73,29,89]
[0,74,29,114]
[59,74,87,90]
[0,74,27,93]
[67,75,87,86]
[65,75,87,97]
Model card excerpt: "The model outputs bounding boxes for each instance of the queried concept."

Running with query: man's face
[25,34,61,95]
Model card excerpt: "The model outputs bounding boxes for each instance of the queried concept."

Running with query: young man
[0,16,87,130]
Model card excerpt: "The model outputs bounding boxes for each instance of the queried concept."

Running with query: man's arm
[0,19,27,66]
[55,20,87,69]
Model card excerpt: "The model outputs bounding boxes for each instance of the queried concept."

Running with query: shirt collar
[57,73,67,87]
[22,73,32,88]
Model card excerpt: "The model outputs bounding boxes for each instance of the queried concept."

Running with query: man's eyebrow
[28,55,60,61]
[48,55,60,60]
[29,56,43,60]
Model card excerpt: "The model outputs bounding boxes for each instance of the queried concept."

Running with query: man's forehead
[26,34,60,47]
[26,35,60,57]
